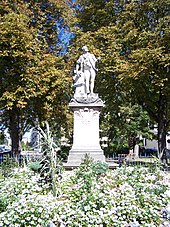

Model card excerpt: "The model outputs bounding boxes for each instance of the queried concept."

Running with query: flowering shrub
[0,160,170,226]
[0,194,60,227]
[55,164,170,226]
[0,168,47,213]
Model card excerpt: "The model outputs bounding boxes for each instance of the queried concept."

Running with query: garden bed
[0,158,170,226]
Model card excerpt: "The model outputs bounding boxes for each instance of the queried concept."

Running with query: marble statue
[74,46,99,95]
[66,46,105,167]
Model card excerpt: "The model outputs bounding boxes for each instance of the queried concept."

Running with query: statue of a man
[74,46,99,94]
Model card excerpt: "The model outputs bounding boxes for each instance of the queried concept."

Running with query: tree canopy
[70,0,170,156]
[0,0,74,153]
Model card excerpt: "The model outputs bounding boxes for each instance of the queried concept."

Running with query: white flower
[38,207,43,212]
[165,190,170,197]
[30,208,35,213]
[26,216,31,221]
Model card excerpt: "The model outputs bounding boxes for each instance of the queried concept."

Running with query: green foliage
[0,197,7,213]
[0,156,18,178]
[101,103,153,152]
[148,156,165,172]
[91,160,109,177]
[60,145,70,160]
[0,132,5,144]
[21,141,31,151]
[28,161,42,173]
[70,155,109,201]
[76,154,109,178]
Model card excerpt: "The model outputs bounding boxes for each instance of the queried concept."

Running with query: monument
[66,46,105,166]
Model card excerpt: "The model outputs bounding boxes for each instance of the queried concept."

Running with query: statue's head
[82,46,89,52]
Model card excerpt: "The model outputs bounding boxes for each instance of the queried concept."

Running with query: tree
[115,0,170,159]
[0,0,73,155]
[70,0,170,158]
[100,102,152,156]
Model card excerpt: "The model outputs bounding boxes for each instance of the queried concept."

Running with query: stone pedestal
[66,94,105,166]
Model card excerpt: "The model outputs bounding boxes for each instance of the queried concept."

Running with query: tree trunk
[9,105,21,156]
[158,120,167,163]
[128,135,136,158]
[158,92,168,163]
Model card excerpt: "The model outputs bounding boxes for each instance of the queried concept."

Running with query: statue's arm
[93,54,98,62]
[76,55,83,72]
[89,53,99,71]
